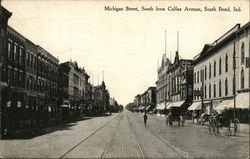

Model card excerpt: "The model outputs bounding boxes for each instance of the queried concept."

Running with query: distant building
[58,61,89,115]
[93,81,110,114]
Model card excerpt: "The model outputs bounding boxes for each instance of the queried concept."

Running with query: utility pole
[233,41,236,123]
[201,69,204,114]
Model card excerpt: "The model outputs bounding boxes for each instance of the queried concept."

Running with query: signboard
[194,90,202,96]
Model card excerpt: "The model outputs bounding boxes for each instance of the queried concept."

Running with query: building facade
[58,61,89,117]
[0,5,12,138]
[156,54,172,110]
[192,22,249,122]
[93,81,110,114]
[156,52,193,111]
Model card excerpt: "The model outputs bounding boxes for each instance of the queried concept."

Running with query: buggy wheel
[233,119,240,136]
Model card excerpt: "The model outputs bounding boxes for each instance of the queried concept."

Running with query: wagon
[168,107,185,126]
[208,109,240,136]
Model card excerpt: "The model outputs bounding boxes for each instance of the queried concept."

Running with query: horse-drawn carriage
[208,109,240,136]
[167,107,185,126]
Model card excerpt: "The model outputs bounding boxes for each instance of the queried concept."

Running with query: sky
[2,0,249,105]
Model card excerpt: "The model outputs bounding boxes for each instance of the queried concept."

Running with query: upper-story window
[241,42,245,64]
[209,83,211,98]
[27,52,30,67]
[205,66,207,80]
[213,83,216,98]
[204,85,207,99]
[241,69,244,89]
[7,41,11,58]
[197,71,199,83]
[225,54,228,72]
[209,63,211,79]
[194,72,196,84]
[14,44,17,62]
[219,58,222,75]
[219,80,221,97]
[225,78,228,96]
[214,60,216,77]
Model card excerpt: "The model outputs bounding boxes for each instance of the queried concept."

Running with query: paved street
[0,110,249,158]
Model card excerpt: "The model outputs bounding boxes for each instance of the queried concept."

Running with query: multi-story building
[37,46,59,125]
[58,61,89,116]
[146,87,156,110]
[167,51,193,109]
[156,54,172,110]
[93,81,110,114]
[191,22,249,122]
[0,5,12,138]
[25,39,38,126]
[156,52,193,111]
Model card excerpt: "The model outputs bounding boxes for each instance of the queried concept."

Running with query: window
[225,78,228,96]
[7,42,11,58]
[214,61,216,77]
[219,58,221,74]
[200,69,203,82]
[209,63,211,79]
[30,54,33,68]
[214,84,216,98]
[219,80,221,97]
[27,52,30,67]
[209,83,211,98]
[19,47,23,64]
[225,54,228,72]
[241,69,244,89]
[241,43,245,64]
[197,71,199,83]
[204,85,207,99]
[205,66,207,80]
[194,72,196,83]
[14,44,17,61]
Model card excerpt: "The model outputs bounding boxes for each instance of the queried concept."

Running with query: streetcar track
[58,113,122,159]
[101,114,124,158]
[127,114,145,159]
[130,112,193,159]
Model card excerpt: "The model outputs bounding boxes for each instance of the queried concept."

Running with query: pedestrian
[143,113,148,126]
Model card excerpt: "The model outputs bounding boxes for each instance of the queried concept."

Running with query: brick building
[191,22,249,122]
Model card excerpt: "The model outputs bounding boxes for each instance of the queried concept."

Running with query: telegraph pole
[233,41,236,123]
[201,69,204,114]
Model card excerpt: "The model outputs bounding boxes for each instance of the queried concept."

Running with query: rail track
[130,112,193,159]
[59,113,122,159]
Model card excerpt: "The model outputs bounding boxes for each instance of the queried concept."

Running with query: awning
[188,102,201,110]
[217,92,250,110]
[139,105,146,110]
[156,103,165,110]
[214,100,232,110]
[146,106,151,110]
[171,101,184,107]
[60,104,70,108]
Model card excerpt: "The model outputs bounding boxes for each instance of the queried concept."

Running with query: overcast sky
[2,0,249,105]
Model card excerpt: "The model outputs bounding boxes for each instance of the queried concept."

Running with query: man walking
[143,112,148,126]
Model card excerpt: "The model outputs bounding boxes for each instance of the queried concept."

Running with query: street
[0,110,249,158]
